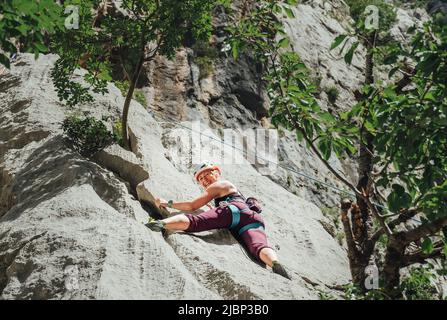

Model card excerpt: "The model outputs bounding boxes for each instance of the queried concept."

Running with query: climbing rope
[159,120,421,224]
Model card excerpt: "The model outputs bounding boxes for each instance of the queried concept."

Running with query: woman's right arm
[157,186,218,212]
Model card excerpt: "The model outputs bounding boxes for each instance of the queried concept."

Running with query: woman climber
[146,163,291,280]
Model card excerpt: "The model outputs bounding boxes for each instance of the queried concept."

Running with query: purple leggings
[185,201,272,262]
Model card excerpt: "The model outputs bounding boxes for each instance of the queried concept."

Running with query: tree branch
[119,49,131,81]
[369,208,420,245]
[402,245,445,267]
[395,68,416,93]
[401,216,447,245]
[341,199,361,259]
[365,195,393,236]
[267,55,361,196]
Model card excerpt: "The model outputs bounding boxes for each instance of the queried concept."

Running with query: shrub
[196,56,214,79]
[193,40,218,79]
[325,86,340,104]
[134,90,148,108]
[112,120,124,147]
[193,40,218,60]
[62,115,115,158]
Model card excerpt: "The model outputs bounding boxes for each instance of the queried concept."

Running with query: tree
[0,0,63,68]
[228,0,446,298]
[51,0,220,148]
[330,0,398,291]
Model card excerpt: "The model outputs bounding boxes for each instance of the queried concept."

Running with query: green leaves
[400,266,438,300]
[234,4,446,283]
[0,0,64,68]
[0,53,11,69]
[345,0,397,35]
[318,138,332,161]
[283,6,295,19]
[232,42,240,60]
[422,238,434,255]
[419,180,447,219]
[51,0,219,111]
[228,1,364,168]
[330,35,347,50]
[279,37,290,48]
[372,19,447,223]
[62,115,117,158]
[344,42,359,65]
[387,184,412,212]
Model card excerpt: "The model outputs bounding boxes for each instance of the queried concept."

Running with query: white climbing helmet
[193,162,221,181]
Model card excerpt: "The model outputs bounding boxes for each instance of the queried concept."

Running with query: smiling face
[197,169,220,189]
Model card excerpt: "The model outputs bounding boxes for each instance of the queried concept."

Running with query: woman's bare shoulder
[215,179,233,186]
[217,180,238,191]
[207,180,235,192]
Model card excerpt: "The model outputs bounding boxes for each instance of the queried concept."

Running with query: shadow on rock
[1,135,132,222]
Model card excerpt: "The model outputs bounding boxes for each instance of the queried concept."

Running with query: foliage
[115,80,148,108]
[51,0,218,105]
[317,289,337,300]
[325,86,340,104]
[0,0,63,68]
[400,266,438,300]
[333,1,446,292]
[345,0,397,31]
[344,264,442,300]
[332,0,397,65]
[193,40,219,60]
[134,90,148,108]
[114,80,130,98]
[343,283,390,300]
[227,0,358,167]
[112,119,124,147]
[193,40,218,79]
[311,74,323,95]
[62,115,116,157]
[51,0,220,146]
[371,21,447,219]
[50,1,109,107]
[196,56,214,79]
[229,0,446,295]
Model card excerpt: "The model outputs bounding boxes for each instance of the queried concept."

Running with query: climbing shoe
[145,217,165,232]
[272,261,292,280]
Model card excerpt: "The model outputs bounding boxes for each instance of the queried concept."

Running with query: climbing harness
[218,196,265,236]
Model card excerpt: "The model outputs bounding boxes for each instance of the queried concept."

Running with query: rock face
[0,54,350,299]
[0,56,219,299]
[0,0,429,300]
[141,0,428,211]
[140,3,355,212]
